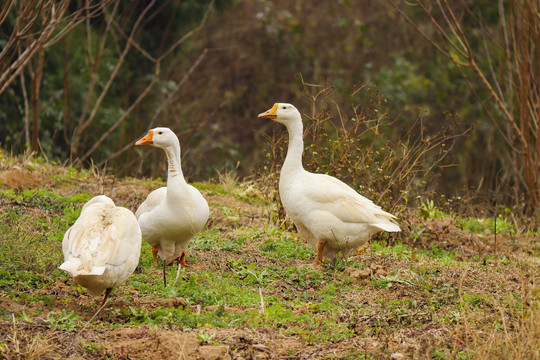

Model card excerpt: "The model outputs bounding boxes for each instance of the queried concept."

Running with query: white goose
[59,195,142,310]
[135,127,209,286]
[258,103,401,264]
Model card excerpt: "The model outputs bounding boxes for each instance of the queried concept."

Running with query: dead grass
[0,317,57,360]
[455,263,540,360]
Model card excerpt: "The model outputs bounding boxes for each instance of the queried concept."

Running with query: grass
[0,156,538,359]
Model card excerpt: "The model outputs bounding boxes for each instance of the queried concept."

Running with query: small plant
[17,311,34,323]
[457,215,515,235]
[419,199,443,219]
[462,293,484,307]
[233,262,269,285]
[373,273,415,289]
[43,309,79,331]
[128,306,149,321]
[81,342,105,357]
[195,332,216,344]
[410,225,426,241]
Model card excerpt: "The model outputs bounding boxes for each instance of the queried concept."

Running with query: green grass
[0,160,537,359]
[457,216,515,235]
[259,233,313,261]
[0,188,91,212]
[191,228,246,252]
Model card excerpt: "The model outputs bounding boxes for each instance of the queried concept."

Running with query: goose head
[258,103,301,126]
[135,127,180,151]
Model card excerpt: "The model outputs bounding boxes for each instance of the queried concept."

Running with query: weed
[420,244,456,262]
[43,309,80,331]
[462,293,484,307]
[419,199,444,219]
[16,311,35,323]
[232,261,271,285]
[432,348,471,360]
[38,295,55,310]
[128,306,150,321]
[373,273,415,289]
[81,342,106,357]
[195,332,216,344]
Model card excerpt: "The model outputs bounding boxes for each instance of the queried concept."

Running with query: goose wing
[135,187,167,219]
[302,173,400,231]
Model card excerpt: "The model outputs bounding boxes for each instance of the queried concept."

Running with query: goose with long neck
[135,127,209,286]
[259,103,401,264]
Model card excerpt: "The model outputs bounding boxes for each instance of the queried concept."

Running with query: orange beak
[135,130,153,145]
[258,103,278,119]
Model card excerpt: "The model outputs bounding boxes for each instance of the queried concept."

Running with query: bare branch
[76,0,158,136]
[149,48,209,129]
[0,0,15,26]
[79,62,161,164]
[158,0,215,61]
[78,1,216,162]
[398,0,539,207]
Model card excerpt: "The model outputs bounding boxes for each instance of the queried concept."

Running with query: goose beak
[136,130,153,145]
[258,103,278,119]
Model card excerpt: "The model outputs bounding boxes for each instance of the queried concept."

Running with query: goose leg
[173,262,182,286]
[152,246,159,266]
[163,260,167,287]
[96,288,113,312]
[166,252,198,268]
[313,242,325,265]
[178,252,192,268]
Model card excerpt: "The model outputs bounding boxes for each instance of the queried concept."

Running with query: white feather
[59,195,141,296]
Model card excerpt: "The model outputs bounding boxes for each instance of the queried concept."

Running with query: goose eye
[158,131,163,135]
[282,106,286,109]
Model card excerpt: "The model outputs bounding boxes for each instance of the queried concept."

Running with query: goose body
[59,195,141,308]
[135,127,209,279]
[259,103,400,262]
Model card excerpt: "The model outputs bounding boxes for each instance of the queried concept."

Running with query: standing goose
[258,103,401,264]
[135,127,209,286]
[60,195,142,310]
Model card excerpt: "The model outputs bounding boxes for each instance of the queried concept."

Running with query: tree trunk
[30,49,44,153]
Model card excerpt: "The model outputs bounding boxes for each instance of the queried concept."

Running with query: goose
[59,195,142,310]
[135,127,209,286]
[258,103,401,264]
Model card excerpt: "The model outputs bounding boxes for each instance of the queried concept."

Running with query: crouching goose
[60,195,142,310]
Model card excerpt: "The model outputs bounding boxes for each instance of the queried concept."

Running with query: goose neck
[164,145,186,188]
[282,119,305,175]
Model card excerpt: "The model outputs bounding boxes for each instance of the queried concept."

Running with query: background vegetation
[0,0,538,224]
